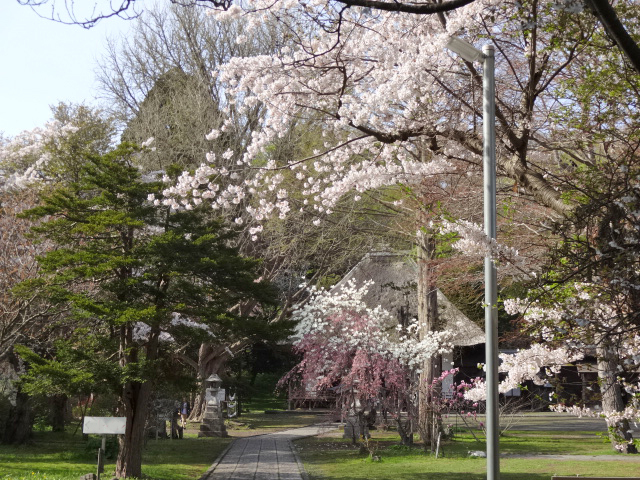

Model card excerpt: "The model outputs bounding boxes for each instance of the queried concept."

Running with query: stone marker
[198,374,228,438]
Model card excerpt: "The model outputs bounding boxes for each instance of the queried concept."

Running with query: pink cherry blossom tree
[280,279,453,445]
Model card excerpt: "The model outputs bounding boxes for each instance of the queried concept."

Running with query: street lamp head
[445,36,484,63]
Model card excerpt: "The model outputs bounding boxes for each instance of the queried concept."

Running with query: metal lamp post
[445,36,499,480]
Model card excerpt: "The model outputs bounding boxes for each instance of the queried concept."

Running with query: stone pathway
[199,413,640,479]
[199,424,340,480]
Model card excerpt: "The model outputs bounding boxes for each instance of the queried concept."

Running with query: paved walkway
[200,424,340,480]
[200,413,640,479]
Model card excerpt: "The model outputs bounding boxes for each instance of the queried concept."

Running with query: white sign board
[83,417,126,435]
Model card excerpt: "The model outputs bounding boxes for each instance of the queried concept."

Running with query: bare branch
[585,0,640,75]
[333,0,475,14]
[17,0,233,27]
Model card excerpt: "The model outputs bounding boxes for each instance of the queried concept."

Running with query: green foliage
[122,67,221,172]
[295,429,639,480]
[15,141,275,401]
[316,273,341,289]
[85,435,119,459]
[14,344,97,398]
[523,152,640,346]
[549,2,640,139]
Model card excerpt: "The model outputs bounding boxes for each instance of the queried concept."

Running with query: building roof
[331,252,485,346]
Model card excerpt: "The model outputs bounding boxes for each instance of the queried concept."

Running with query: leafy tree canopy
[15,142,275,477]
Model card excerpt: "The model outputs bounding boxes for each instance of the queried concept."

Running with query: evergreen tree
[16,143,274,478]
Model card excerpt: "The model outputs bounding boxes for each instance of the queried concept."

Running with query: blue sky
[0,2,132,137]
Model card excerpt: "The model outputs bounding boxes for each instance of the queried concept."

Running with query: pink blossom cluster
[292,279,453,370]
[284,279,454,405]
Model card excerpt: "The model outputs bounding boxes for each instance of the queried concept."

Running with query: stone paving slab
[200,423,340,480]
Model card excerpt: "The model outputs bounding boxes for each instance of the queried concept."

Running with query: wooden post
[97,447,104,479]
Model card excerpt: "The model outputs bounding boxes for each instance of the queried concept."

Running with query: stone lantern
[198,374,228,437]
[205,374,222,402]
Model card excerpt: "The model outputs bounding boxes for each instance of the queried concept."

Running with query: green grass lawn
[0,430,231,480]
[295,430,640,480]
[0,407,323,480]
[229,410,324,432]
[3,411,637,480]
[228,384,328,432]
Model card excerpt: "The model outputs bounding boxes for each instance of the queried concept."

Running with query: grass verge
[227,411,325,432]
[0,430,231,480]
[295,430,640,480]
[0,408,325,480]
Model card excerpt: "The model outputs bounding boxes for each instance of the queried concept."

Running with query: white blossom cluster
[551,404,640,451]
[492,283,640,446]
[162,138,453,236]
[504,283,631,337]
[161,0,519,236]
[132,313,215,343]
[132,322,173,343]
[169,312,215,336]
[1,121,79,189]
[436,219,520,263]
[464,344,583,402]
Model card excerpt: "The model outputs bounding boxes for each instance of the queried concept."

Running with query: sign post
[83,417,126,480]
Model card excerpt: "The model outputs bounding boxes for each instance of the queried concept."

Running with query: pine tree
[17,143,274,477]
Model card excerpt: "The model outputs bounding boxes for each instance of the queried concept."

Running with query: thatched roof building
[331,252,484,347]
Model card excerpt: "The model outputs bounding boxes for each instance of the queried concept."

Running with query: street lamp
[445,36,499,480]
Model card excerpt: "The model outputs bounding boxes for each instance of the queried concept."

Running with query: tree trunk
[115,325,159,478]
[2,354,32,445]
[417,229,441,451]
[396,415,414,446]
[190,345,209,421]
[50,394,67,432]
[2,389,32,444]
[115,380,153,477]
[596,343,636,453]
